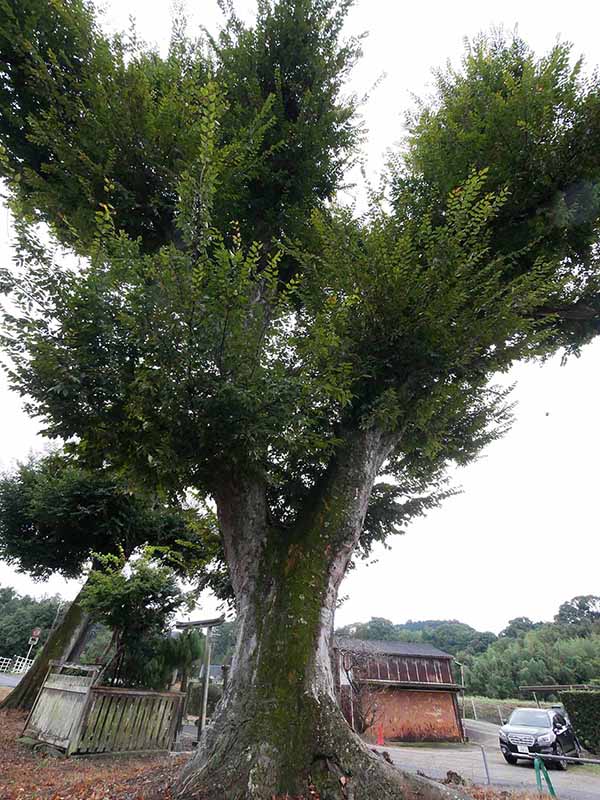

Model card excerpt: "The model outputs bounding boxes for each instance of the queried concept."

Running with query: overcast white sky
[1,0,599,634]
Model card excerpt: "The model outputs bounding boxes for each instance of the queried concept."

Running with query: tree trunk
[174,431,469,800]
[1,583,92,711]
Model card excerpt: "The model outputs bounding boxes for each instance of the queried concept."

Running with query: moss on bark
[174,520,469,799]
[174,433,433,799]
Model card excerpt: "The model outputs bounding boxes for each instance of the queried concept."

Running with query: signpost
[25,627,42,661]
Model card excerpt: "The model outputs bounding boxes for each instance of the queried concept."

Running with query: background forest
[4,585,597,700]
[337,595,600,698]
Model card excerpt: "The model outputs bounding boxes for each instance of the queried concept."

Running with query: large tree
[1,1,600,798]
[555,595,600,625]
[0,453,208,709]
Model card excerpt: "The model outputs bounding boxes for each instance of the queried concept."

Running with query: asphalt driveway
[0,672,21,688]
[376,719,600,800]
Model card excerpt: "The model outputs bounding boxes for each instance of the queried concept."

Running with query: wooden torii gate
[176,615,225,738]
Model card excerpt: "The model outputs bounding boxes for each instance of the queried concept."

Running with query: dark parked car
[498,708,580,769]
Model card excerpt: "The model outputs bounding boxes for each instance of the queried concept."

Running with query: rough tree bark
[1,583,92,711]
[174,430,469,800]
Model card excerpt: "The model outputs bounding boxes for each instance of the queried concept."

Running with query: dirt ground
[0,711,187,800]
[0,709,548,800]
[0,686,12,702]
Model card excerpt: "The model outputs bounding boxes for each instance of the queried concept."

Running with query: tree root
[173,698,472,800]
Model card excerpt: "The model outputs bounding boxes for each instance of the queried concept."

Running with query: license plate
[517,745,530,754]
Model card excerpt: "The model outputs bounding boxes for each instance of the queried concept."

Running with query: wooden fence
[23,662,184,756]
[75,687,183,754]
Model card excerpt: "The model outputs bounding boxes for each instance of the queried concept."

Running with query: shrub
[187,681,222,718]
[560,690,600,753]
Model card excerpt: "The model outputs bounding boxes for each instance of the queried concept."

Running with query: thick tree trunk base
[174,695,469,800]
[183,440,467,800]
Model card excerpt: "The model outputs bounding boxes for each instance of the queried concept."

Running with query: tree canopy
[0,452,214,580]
[465,600,600,699]
[555,595,600,625]
[1,13,599,529]
[79,550,202,689]
[2,1,600,797]
[336,616,497,657]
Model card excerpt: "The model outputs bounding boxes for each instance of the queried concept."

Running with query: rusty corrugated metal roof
[334,636,453,660]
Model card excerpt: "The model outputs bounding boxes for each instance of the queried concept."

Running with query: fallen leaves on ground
[0,713,547,800]
[0,711,189,800]
[469,789,545,799]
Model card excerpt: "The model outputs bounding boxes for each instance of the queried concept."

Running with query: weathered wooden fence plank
[75,688,183,754]
[24,664,101,751]
[23,663,183,756]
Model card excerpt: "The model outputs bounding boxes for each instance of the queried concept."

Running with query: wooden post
[471,697,478,721]
[174,615,225,742]
[198,627,212,737]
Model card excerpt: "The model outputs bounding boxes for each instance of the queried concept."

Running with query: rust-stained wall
[361,688,462,742]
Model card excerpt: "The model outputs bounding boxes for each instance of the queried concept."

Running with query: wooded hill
[337,595,600,698]
[0,585,61,658]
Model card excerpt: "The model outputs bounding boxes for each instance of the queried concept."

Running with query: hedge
[560,690,600,754]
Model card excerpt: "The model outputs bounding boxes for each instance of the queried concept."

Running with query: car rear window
[509,709,550,727]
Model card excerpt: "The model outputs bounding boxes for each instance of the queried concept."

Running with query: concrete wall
[362,687,462,742]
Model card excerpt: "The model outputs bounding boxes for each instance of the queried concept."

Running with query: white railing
[11,656,34,674]
[0,656,12,673]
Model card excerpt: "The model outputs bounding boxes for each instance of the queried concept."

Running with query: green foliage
[0,452,204,580]
[555,595,600,625]
[0,0,359,255]
[171,629,205,683]
[79,550,195,689]
[336,616,496,657]
[499,617,542,638]
[465,615,600,699]
[210,620,238,665]
[78,623,113,665]
[1,6,600,608]
[187,681,223,718]
[394,31,600,355]
[560,690,600,753]
[0,585,61,657]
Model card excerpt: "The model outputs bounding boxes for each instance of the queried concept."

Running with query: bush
[560,690,600,753]
[187,681,222,718]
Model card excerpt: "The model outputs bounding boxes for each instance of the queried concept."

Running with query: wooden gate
[23,661,184,755]
[23,663,101,751]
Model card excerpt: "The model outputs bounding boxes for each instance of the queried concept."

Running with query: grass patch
[579,763,600,776]
[466,695,552,707]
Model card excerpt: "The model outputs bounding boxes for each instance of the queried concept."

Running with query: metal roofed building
[333,637,464,743]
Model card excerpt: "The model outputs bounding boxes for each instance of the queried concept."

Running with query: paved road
[377,719,600,800]
[0,672,21,688]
